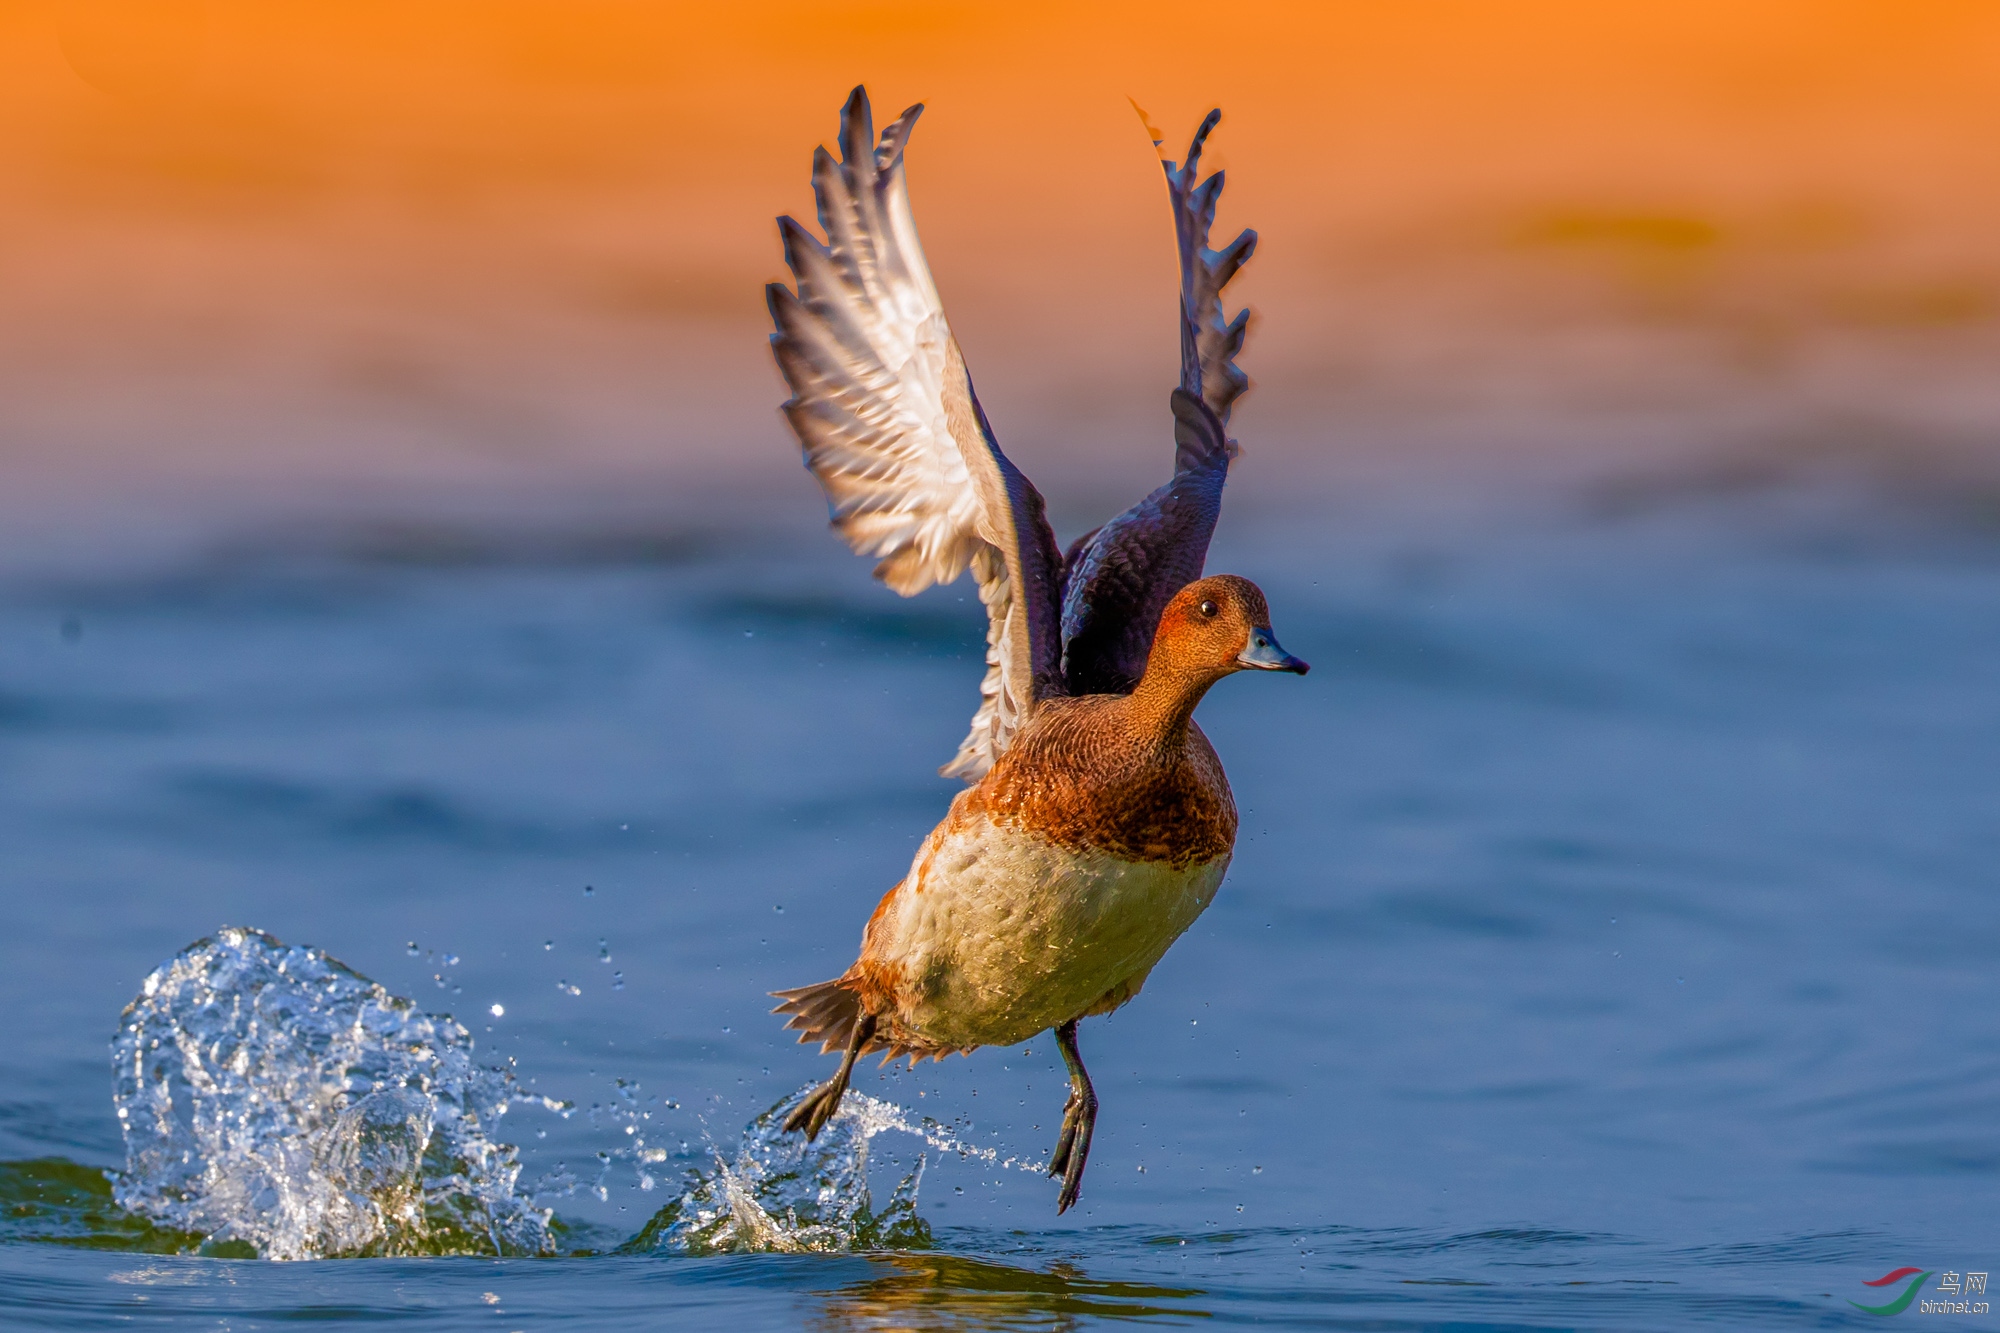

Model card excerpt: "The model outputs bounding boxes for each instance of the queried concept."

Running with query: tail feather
[770,976,968,1064]
[770,977,864,1055]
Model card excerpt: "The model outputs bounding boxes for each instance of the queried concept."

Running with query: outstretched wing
[767,86,1064,781]
[1059,110,1256,695]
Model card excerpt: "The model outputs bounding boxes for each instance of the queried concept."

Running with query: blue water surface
[1,474,1996,1329]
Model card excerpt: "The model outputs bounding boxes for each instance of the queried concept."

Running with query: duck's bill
[1238,627,1309,674]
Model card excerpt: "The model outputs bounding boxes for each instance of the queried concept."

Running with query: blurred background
[2,3,1997,1324]
[4,0,1998,561]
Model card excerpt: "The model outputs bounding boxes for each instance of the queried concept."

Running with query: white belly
[874,818,1229,1049]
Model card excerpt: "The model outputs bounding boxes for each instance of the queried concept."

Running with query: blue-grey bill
[1238,627,1309,674]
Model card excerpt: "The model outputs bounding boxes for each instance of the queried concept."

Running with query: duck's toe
[781,1082,840,1140]
[1048,1082,1098,1214]
[1048,1017,1099,1215]
[1052,1092,1096,1215]
[1047,1086,1083,1180]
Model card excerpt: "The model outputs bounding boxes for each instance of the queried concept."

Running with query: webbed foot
[782,1010,877,1141]
[1046,1019,1097,1214]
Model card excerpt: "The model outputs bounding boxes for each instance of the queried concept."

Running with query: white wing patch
[768,90,1057,780]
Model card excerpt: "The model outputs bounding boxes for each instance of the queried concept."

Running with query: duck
[764,87,1307,1215]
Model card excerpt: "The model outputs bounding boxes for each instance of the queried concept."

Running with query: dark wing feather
[1059,111,1255,694]
[1170,110,1257,425]
[1060,391,1231,693]
[767,86,1064,780]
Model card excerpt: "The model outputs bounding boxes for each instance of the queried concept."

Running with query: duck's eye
[1198,599,1218,618]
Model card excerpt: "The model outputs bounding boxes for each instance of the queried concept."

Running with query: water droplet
[583,886,595,896]
[406,942,419,956]
[543,940,553,951]
[1253,1165,1263,1173]
[612,972,624,990]
[490,1003,505,1017]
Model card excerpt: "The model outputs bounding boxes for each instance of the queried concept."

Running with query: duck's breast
[867,808,1229,1050]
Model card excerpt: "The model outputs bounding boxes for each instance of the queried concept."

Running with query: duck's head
[1151,574,1309,682]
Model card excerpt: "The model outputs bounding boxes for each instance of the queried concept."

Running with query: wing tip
[1128,95,1168,156]
[1159,108,1255,423]
[1166,107,1225,184]
[878,101,926,171]
[764,279,795,323]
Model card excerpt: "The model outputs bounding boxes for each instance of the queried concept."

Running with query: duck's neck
[1126,654,1223,753]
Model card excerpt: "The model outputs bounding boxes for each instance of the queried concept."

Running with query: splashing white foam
[106,928,1035,1259]
[627,1082,1046,1255]
[111,927,553,1260]
[626,1084,932,1254]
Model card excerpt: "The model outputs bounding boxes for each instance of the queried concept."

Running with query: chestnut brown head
[1149,574,1309,681]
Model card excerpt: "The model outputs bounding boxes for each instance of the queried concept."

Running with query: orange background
[4,2,1998,538]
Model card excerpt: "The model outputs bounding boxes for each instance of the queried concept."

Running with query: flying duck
[765,87,1306,1215]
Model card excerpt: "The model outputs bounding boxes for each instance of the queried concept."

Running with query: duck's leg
[783,1009,878,1141]
[1046,1018,1098,1214]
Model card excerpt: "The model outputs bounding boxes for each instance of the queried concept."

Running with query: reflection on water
[0,1159,206,1255]
[815,1253,1207,1330]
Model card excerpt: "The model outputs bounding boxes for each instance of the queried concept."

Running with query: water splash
[110,927,553,1260]
[626,1082,1046,1255]
[99,927,1018,1260]
[624,1085,932,1254]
